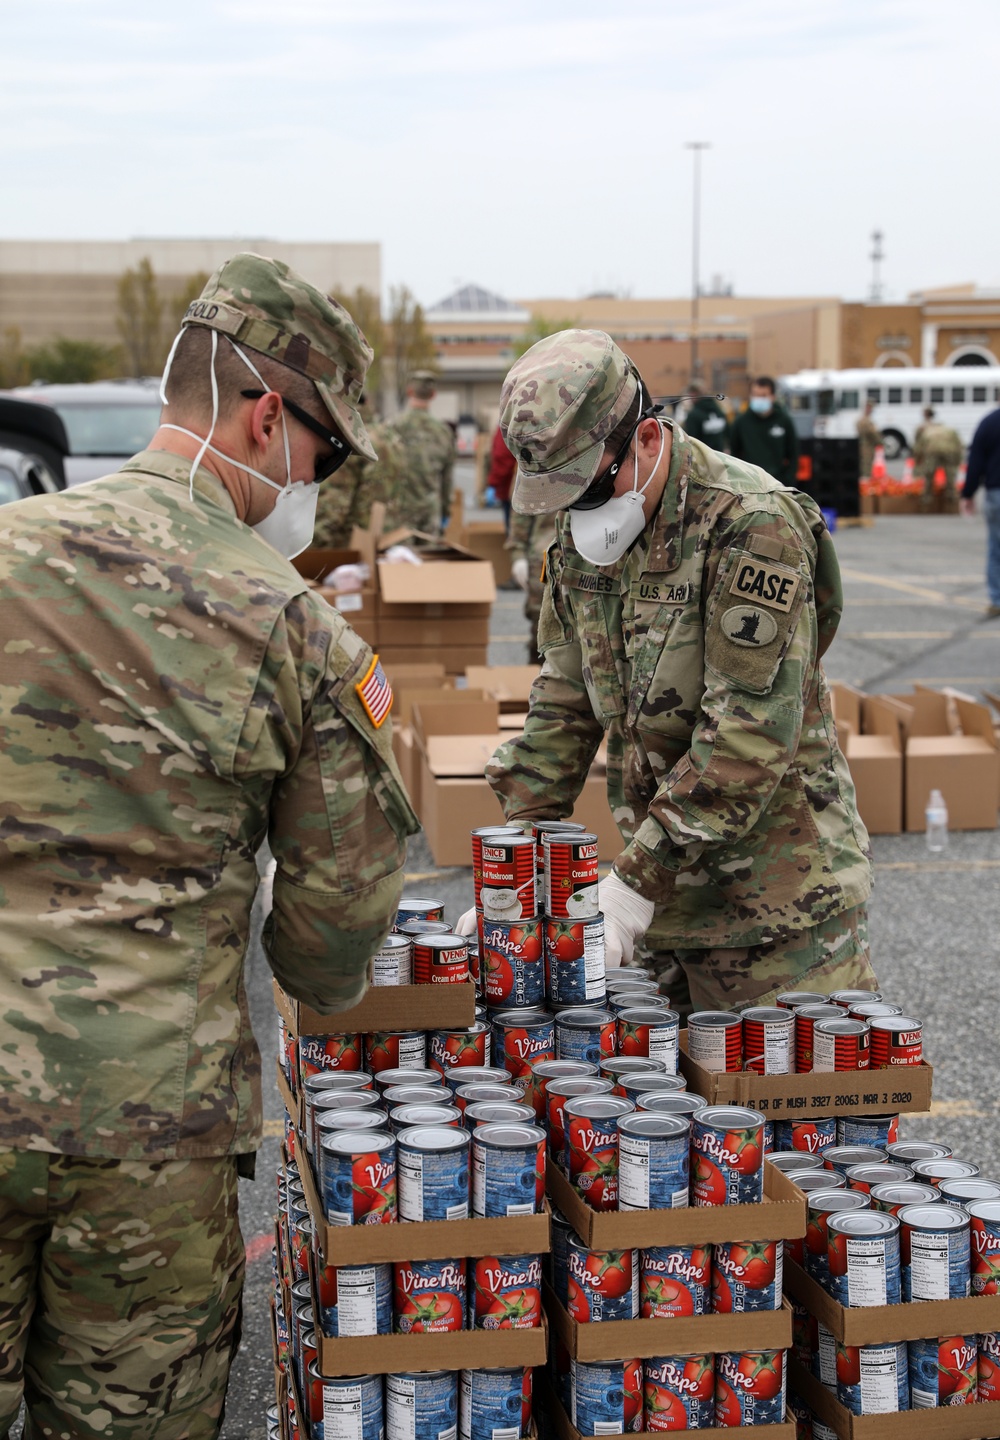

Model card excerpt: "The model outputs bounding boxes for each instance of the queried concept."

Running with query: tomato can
[386,1371,458,1440]
[383,1085,451,1109]
[554,1006,617,1066]
[813,1320,837,1389]
[546,1077,614,1157]
[886,1139,951,1164]
[644,1354,714,1430]
[828,1211,901,1307]
[396,896,445,926]
[775,990,828,1010]
[412,933,470,986]
[978,1331,1000,1400]
[804,1189,870,1288]
[470,1253,542,1329]
[939,1178,1000,1205]
[691,1105,766,1206]
[774,1118,837,1156]
[546,917,607,1007]
[319,1131,397,1226]
[837,1114,900,1149]
[428,1022,491,1074]
[313,1259,392,1338]
[365,1030,426,1074]
[306,1366,383,1440]
[491,1008,556,1081]
[566,1236,639,1321]
[298,1032,363,1078]
[600,1056,665,1092]
[715,1349,786,1426]
[481,918,545,1009]
[686,1012,742,1073]
[824,1145,887,1176]
[374,1066,443,1093]
[464,1101,536,1130]
[909,1335,977,1408]
[459,1367,532,1440]
[393,1258,466,1333]
[616,1007,680,1073]
[969,1200,1000,1294]
[563,1095,635,1210]
[608,991,670,1017]
[441,1064,513,1094]
[372,932,413,987]
[315,1111,389,1156]
[869,1015,922,1068]
[845,1163,913,1195]
[455,1082,527,1118]
[741,1006,795,1076]
[527,1057,597,1119]
[307,1088,383,1157]
[389,1102,463,1134]
[618,1113,690,1211]
[868,1181,940,1217]
[911,1158,980,1186]
[899,1202,971,1300]
[712,1240,783,1312]
[636,1092,704,1120]
[836,1340,909,1415]
[471,1122,546,1218]
[640,1246,711,1318]
[619,1072,687,1105]
[770,1151,836,1177]
[571,1359,643,1435]
[397,1124,470,1222]
[543,832,600,918]
[785,1171,846,1266]
[479,835,536,921]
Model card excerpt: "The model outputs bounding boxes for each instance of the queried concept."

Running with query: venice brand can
[687,1011,742,1073]
[827,1211,901,1307]
[397,1125,470,1222]
[491,1008,555,1081]
[868,1181,940,1216]
[396,896,445,925]
[390,1102,463,1134]
[805,1190,871,1289]
[313,1260,392,1338]
[479,835,536,921]
[869,1015,923,1068]
[393,1257,467,1333]
[571,1359,643,1435]
[741,1006,795,1076]
[812,1018,870,1072]
[837,1114,900,1149]
[471,1122,546,1218]
[644,1355,714,1430]
[306,1367,384,1440]
[691,1105,766,1206]
[835,1341,908,1415]
[544,832,600,918]
[527,1057,597,1119]
[712,1240,783,1313]
[546,1077,614,1158]
[978,1331,1000,1400]
[616,1007,680,1073]
[365,1030,427,1074]
[470,1253,542,1330]
[908,1335,977,1408]
[375,1066,444,1094]
[373,932,413,986]
[386,1371,458,1440]
[472,824,529,901]
[898,1202,971,1300]
[399,919,451,941]
[546,917,607,1007]
[320,1131,396,1225]
[774,1118,837,1156]
[429,1022,491,1074]
[298,1032,363,1077]
[566,1237,639,1322]
[715,1349,786,1426]
[459,1367,532,1440]
[481,918,545,1010]
[849,1001,903,1022]
[617,1113,689,1211]
[555,1006,617,1066]
[563,1095,635,1210]
[970,1200,1000,1294]
[640,1245,711,1317]
[413,933,470,986]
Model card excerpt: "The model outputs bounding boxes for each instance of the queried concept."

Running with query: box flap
[425,732,504,777]
[378,558,497,605]
[907,735,995,757]
[466,665,539,705]
[863,696,905,747]
[907,688,950,737]
[393,686,478,727]
[411,699,500,748]
[848,735,900,759]
[829,682,863,734]
[953,695,998,747]
[292,547,361,582]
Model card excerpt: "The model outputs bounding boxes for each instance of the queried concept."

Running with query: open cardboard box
[547,1158,805,1249]
[387,682,480,806]
[541,1375,795,1440]
[790,1357,1000,1440]
[460,519,513,585]
[904,688,999,832]
[678,1032,933,1118]
[466,666,539,710]
[273,977,476,1039]
[544,1281,792,1360]
[831,685,904,835]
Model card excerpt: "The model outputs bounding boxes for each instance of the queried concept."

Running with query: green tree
[513,313,580,358]
[387,285,437,409]
[167,271,210,334]
[0,327,30,388]
[116,257,164,377]
[333,286,384,416]
[25,337,121,384]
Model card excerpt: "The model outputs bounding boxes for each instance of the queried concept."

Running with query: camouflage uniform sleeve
[487,541,603,822]
[243,597,419,1012]
[506,510,534,558]
[439,425,456,521]
[614,500,828,900]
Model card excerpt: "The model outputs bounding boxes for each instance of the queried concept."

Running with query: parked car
[0,397,69,494]
[6,379,162,485]
[0,445,63,505]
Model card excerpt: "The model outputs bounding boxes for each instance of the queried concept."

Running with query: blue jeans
[985,489,1000,606]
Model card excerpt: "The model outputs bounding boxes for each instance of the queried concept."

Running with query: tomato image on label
[393,1258,466,1333]
[567,1242,637,1322]
[645,1355,714,1431]
[471,1254,542,1330]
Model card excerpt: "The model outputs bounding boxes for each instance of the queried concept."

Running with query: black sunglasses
[241,388,351,482]
[571,401,665,511]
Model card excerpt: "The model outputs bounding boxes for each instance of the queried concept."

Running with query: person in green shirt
[731,375,799,485]
[682,379,731,452]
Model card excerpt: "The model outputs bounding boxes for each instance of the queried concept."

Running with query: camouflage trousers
[636,903,876,1016]
[918,461,959,507]
[0,1150,244,1440]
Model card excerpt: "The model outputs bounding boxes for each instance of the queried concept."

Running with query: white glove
[511,556,530,590]
[454,906,478,936]
[598,873,655,969]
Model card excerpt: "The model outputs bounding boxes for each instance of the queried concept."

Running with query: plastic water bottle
[925,789,948,853]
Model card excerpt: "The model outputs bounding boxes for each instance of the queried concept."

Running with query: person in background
[384,370,456,533]
[487,423,517,532]
[960,401,1000,619]
[856,399,882,478]
[730,375,799,486]
[313,405,407,548]
[508,509,557,664]
[682,378,731,452]
[913,408,964,512]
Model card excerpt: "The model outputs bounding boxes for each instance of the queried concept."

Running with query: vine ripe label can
[827,1211,901,1307]
[641,1246,711,1318]
[690,1106,765,1206]
[546,917,606,1006]
[396,1124,470,1222]
[563,1095,635,1211]
[554,1006,617,1067]
[968,1200,1000,1294]
[365,1030,426,1074]
[395,895,445,925]
[312,1260,392,1338]
[835,1340,908,1415]
[712,1240,783,1312]
[481,918,544,1009]
[838,1114,900,1149]
[898,1202,971,1300]
[319,1131,397,1226]
[393,1257,466,1332]
[298,1032,362,1077]
[471,1122,546,1218]
[307,1367,383,1440]
[412,934,470,986]
[526,1057,597,1120]
[459,1366,532,1440]
[566,1238,639,1322]
[428,1022,491,1074]
[571,1359,643,1435]
[869,1015,923,1067]
[617,1113,690,1211]
[715,1349,786,1426]
[479,835,536,921]
[774,1118,837,1155]
[617,1007,680,1073]
[470,1253,542,1329]
[686,1012,742,1073]
[908,1335,977,1407]
[545,1077,614,1157]
[386,1372,458,1440]
[979,1331,1000,1401]
[543,832,600,918]
[491,1008,555,1081]
[645,1355,714,1430]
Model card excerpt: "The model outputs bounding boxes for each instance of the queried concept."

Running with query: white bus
[778,367,1000,459]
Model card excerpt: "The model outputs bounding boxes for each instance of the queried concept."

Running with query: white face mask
[160,331,319,560]
[569,406,666,568]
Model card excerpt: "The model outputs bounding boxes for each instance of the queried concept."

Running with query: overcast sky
[4,0,997,307]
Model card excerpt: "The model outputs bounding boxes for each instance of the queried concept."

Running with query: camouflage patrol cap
[501,329,639,515]
[182,252,378,460]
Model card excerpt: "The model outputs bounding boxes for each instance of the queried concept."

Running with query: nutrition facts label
[618,1134,649,1209]
[760,1028,791,1074]
[336,1267,378,1336]
[847,1240,888,1306]
[859,1348,902,1414]
[646,1026,678,1071]
[395,1033,426,1069]
[324,1384,364,1440]
[909,1231,950,1300]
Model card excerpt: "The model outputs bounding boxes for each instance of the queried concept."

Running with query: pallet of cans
[541,1363,796,1436]
[679,989,933,1123]
[779,1133,1000,1437]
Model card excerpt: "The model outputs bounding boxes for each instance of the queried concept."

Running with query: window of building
[973,387,988,403]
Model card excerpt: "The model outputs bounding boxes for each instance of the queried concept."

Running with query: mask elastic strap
[159,329,184,407]
[632,386,664,500]
[187,329,220,500]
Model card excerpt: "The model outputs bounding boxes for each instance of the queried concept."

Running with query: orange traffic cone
[901,457,915,490]
[933,466,946,492]
[870,445,887,486]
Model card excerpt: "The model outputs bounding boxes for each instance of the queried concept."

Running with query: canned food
[824,1145,887,1176]
[288,1214,312,1283]
[308,1089,383,1156]
[640,1246,711,1318]
[793,1002,845,1072]
[396,1125,470,1222]
[831,989,882,1009]
[774,1118,837,1156]
[619,1072,687,1105]
[460,1367,532,1440]
[885,1140,951,1164]
[566,1237,639,1321]
[785,1172,845,1264]
[546,1077,614,1157]
[869,1015,922,1068]
[396,896,445,925]
[442,1065,514,1094]
[528,1057,597,1119]
[463,1101,536,1129]
[813,1321,837,1390]
[428,1022,491,1074]
[298,1032,363,1077]
[554,1006,617,1066]
[868,1181,941,1216]
[835,1341,908,1415]
[636,1092,704,1120]
[910,1158,980,1186]
[563,1095,635,1210]
[775,990,829,1009]
[470,1253,542,1329]
[848,1001,904,1022]
[389,1103,463,1134]
[691,1105,766,1206]
[307,1367,384,1440]
[491,1008,556,1081]
[365,1030,427,1074]
[544,832,600,918]
[715,1349,786,1426]
[315,1111,389,1153]
[812,1018,870,1071]
[770,1151,836,1176]
[969,1200,1000,1294]
[845,1163,914,1194]
[908,1336,977,1408]
[618,1113,689,1211]
[805,1189,871,1288]
[455,1082,527,1117]
[938,1178,1000,1204]
[712,1239,783,1312]
[546,917,607,1007]
[532,818,586,881]
[837,1114,900,1149]
[898,1202,971,1300]
[313,1259,392,1338]
[605,967,653,988]
[398,919,452,939]
[827,1211,901,1307]
[644,1355,714,1430]
[372,932,413,987]
[606,975,660,995]
[320,1131,396,1225]
[979,1332,1000,1400]
[386,1371,458,1440]
[617,1007,680,1073]
[383,1085,452,1109]
[375,1067,444,1093]
[571,1359,643,1435]
[472,1123,546,1218]
[607,991,670,1017]
[600,1055,666,1089]
[686,1011,742,1073]
[481,918,545,1009]
[393,1258,466,1332]
[479,835,536,921]
[741,1006,795,1076]
[412,933,470,986]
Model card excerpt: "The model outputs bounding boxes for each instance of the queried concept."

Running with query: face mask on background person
[749,395,773,415]
[569,400,667,568]
[160,333,319,560]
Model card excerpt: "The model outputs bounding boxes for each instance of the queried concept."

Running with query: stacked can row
[551,1351,788,1431]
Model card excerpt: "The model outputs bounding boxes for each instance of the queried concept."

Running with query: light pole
[685,141,711,383]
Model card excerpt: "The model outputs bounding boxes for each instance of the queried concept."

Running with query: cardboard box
[380,644,488,674]
[678,1032,934,1119]
[392,724,417,803]
[903,689,999,831]
[790,1357,1000,1440]
[461,520,513,585]
[543,1378,794,1440]
[830,686,904,835]
[316,1316,548,1377]
[377,555,496,609]
[547,1158,805,1249]
[466,666,539,711]
[378,617,491,647]
[545,1283,792,1360]
[273,977,476,1038]
[292,547,362,582]
[784,1258,1000,1346]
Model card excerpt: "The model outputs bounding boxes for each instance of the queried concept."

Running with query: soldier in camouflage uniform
[856,401,882,478]
[913,409,964,510]
[508,510,557,664]
[313,416,408,548]
[486,330,876,1012]
[0,253,418,1439]
[384,371,456,533]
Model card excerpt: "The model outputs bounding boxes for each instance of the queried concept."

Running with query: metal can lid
[775,991,829,1008]
[813,1018,869,1037]
[375,1068,443,1089]
[845,1163,914,1186]
[741,1006,795,1025]
[886,1141,952,1163]
[465,1102,536,1126]
[831,989,883,1005]
[621,1073,686,1095]
[302,1071,374,1095]
[313,1090,383,1112]
[825,1146,887,1167]
[939,1179,1000,1202]
[609,994,669,1013]
[562,1095,636,1120]
[531,1059,599,1079]
[473,826,527,838]
[555,1006,614,1028]
[491,1009,553,1030]
[473,1122,546,1147]
[694,1105,764,1129]
[869,1182,941,1207]
[828,1210,900,1237]
[545,1077,615,1100]
[618,1112,688,1140]
[383,1086,450,1105]
[315,1111,387,1133]
[397,919,451,936]
[794,1004,845,1020]
[397,1125,470,1152]
[308,1362,378,1382]
[600,1057,666,1076]
[911,1159,980,1182]
[319,1130,395,1158]
[966,1200,1000,1222]
[796,1170,846,1193]
[605,971,656,989]
[617,1006,680,1025]
[869,1014,922,1034]
[456,1083,527,1104]
[542,829,598,846]
[807,1189,872,1214]
[849,1002,903,1019]
[637,1092,704,1117]
[688,1010,742,1029]
[532,820,587,835]
[769,1152,833,1174]
[414,933,469,953]
[291,1277,313,1301]
[898,1202,970,1231]
[443,1066,514,1087]
[390,1104,464,1128]
[378,932,413,951]
[397,895,445,910]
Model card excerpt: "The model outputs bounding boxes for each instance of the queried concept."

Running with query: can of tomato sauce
[869,1016,923,1068]
[619,1072,687,1105]
[546,916,607,1007]
[715,1349,786,1426]
[546,1077,614,1158]
[640,1247,711,1318]
[566,1235,639,1321]
[968,1200,1000,1294]
[544,832,600,919]
[554,1006,617,1067]
[395,896,445,926]
[320,1131,397,1226]
[804,1190,871,1288]
[827,1210,901,1307]
[686,1012,742,1073]
[563,1094,635,1210]
[365,1030,426,1074]
[712,1239,783,1312]
[471,1122,547,1218]
[307,1088,382,1156]
[618,1113,690,1211]
[617,1007,680,1073]
[393,1258,466,1332]
[773,1118,837,1156]
[837,1115,900,1149]
[690,1106,766,1206]
[464,1101,536,1130]
[397,1124,470,1223]
[298,1032,363,1078]
[428,1022,491,1074]
[481,917,545,1009]
[470,1253,542,1329]
[491,1008,556,1082]
[526,1057,597,1119]
[600,1056,666,1094]
[374,1067,443,1093]
[412,934,470,986]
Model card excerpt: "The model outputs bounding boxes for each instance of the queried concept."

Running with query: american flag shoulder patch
[355,654,393,728]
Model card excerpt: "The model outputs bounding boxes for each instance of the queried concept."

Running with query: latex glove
[511,556,530,590]
[455,906,478,936]
[598,872,655,969]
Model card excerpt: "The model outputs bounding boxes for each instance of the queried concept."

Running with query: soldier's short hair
[924,406,935,420]
[753,375,777,395]
[409,372,437,401]
[602,373,654,454]
[163,325,322,424]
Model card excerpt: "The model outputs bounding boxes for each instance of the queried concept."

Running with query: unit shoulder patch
[719,604,779,647]
[728,556,801,612]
